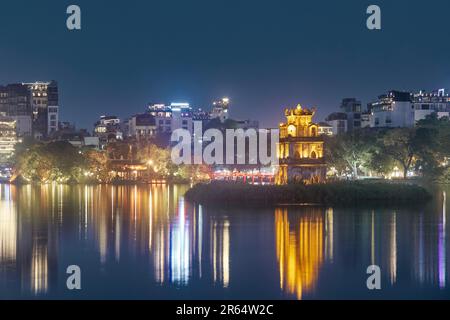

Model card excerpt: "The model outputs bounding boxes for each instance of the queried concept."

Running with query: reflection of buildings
[88,184,229,288]
[0,185,17,264]
[30,241,48,294]
[169,198,191,284]
[275,207,325,299]
[0,185,59,296]
[410,191,448,288]
[2,183,450,298]
[211,218,230,288]
[439,192,446,288]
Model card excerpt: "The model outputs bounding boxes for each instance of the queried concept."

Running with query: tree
[83,149,109,182]
[368,148,396,177]
[14,141,85,183]
[16,143,53,182]
[107,141,133,160]
[325,131,374,178]
[416,114,450,181]
[137,143,173,178]
[377,127,438,179]
[379,129,415,179]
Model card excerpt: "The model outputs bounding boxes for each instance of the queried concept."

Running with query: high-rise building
[368,89,450,128]
[192,108,211,125]
[412,89,450,121]
[94,115,123,147]
[325,112,348,135]
[126,113,156,141]
[210,98,230,123]
[148,102,193,134]
[148,103,172,133]
[0,83,32,116]
[368,90,414,128]
[23,81,59,138]
[0,81,59,139]
[171,103,193,133]
[340,98,362,132]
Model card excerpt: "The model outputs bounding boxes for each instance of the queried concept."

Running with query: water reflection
[0,184,228,296]
[275,207,324,299]
[439,191,446,288]
[0,185,16,265]
[274,191,449,299]
[0,184,449,299]
[211,218,230,288]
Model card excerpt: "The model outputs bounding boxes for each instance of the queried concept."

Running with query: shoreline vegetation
[7,139,211,185]
[184,181,433,207]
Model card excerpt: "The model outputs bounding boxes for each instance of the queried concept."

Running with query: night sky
[1,0,449,130]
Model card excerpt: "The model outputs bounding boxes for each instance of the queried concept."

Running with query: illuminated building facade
[276,104,326,184]
[126,113,157,141]
[0,116,18,163]
[0,81,59,139]
[94,115,123,147]
[368,90,414,128]
[148,102,193,134]
[340,98,362,132]
[412,89,450,121]
[23,81,59,138]
[317,122,333,136]
[210,98,230,123]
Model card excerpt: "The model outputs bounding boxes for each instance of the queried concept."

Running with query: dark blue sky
[1,0,449,129]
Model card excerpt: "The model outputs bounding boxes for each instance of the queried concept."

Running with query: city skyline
[1,0,450,129]
[1,0,450,305]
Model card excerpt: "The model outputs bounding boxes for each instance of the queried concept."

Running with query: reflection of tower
[275,208,324,299]
[210,218,230,288]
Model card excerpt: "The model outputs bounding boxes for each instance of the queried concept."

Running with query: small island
[184,181,432,207]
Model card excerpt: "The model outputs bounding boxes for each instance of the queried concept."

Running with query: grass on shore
[184,181,432,207]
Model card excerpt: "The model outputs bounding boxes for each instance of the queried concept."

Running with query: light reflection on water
[0,184,449,299]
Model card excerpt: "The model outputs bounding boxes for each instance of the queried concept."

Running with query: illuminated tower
[276,104,326,184]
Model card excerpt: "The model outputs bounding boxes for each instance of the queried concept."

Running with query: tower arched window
[287,125,296,137]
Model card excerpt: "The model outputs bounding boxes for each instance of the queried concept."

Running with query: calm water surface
[0,184,449,299]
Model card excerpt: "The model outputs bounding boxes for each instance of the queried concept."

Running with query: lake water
[0,183,449,300]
